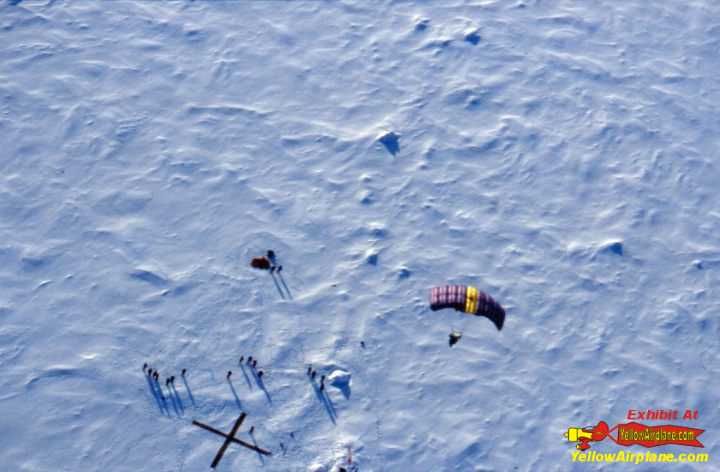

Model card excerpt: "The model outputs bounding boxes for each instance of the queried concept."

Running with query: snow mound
[328,369,352,399]
[328,369,351,388]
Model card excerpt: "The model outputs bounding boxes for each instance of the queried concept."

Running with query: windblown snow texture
[1,1,718,471]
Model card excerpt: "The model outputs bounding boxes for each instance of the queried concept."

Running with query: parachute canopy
[429,285,505,330]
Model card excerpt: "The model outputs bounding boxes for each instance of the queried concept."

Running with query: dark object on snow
[252,360,257,368]
[307,366,312,375]
[170,376,175,383]
[227,371,232,379]
[267,250,276,264]
[251,257,271,270]
[239,356,244,364]
[429,285,505,330]
[258,371,264,378]
[277,265,283,272]
[360,341,365,348]
[249,426,255,434]
[247,356,253,364]
[464,29,481,45]
[378,130,400,156]
[153,372,159,381]
[449,331,462,347]
[311,370,316,379]
[143,363,148,371]
[181,368,187,376]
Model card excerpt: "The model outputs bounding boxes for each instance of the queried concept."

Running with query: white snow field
[1,1,719,471]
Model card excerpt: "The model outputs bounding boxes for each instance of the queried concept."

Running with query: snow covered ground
[1,1,718,470]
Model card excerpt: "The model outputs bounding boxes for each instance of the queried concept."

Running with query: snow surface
[1,1,719,471]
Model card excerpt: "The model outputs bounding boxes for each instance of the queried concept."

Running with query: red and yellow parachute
[429,285,505,330]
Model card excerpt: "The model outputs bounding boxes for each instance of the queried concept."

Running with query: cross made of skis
[193,413,271,468]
